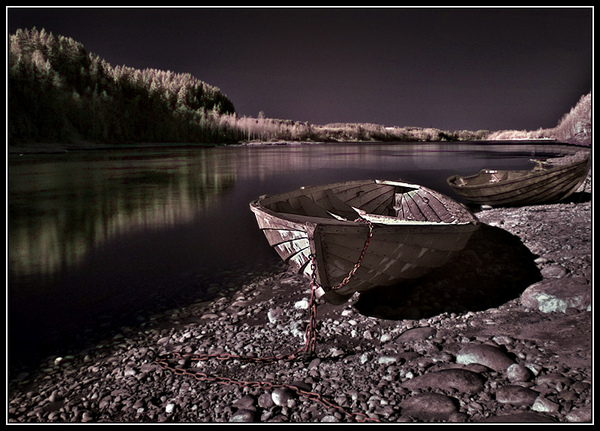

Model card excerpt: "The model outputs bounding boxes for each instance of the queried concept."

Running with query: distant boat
[250,179,479,304]
[447,151,590,207]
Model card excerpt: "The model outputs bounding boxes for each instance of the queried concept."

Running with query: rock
[81,411,94,422]
[456,344,515,371]
[321,415,339,422]
[532,396,560,413]
[566,406,592,422]
[535,372,572,386]
[402,369,485,394]
[521,279,591,313]
[48,390,61,403]
[233,395,256,412]
[271,388,296,407]
[267,307,283,323]
[378,355,400,365]
[540,264,568,279]
[258,393,274,409]
[307,358,321,370]
[294,299,309,310]
[230,409,255,422]
[506,363,531,382]
[400,393,458,421]
[397,327,436,343]
[495,385,539,406]
[165,403,176,414]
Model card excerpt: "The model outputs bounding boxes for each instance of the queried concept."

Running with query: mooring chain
[331,218,373,292]
[153,218,379,422]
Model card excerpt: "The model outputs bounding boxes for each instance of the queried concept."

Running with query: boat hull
[250,180,479,303]
[447,152,590,207]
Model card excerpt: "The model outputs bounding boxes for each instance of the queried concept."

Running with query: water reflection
[8,142,579,279]
[8,149,237,278]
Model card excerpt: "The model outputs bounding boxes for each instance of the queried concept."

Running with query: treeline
[8,28,590,147]
[7,28,488,147]
[552,92,591,146]
[487,92,591,146]
[217,115,491,144]
[8,27,236,145]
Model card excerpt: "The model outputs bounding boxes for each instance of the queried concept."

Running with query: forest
[8,28,591,147]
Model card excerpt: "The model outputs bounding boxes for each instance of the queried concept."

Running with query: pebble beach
[8,171,592,423]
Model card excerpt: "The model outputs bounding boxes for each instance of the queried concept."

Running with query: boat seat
[490,172,509,183]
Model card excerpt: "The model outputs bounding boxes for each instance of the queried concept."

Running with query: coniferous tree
[9,28,237,146]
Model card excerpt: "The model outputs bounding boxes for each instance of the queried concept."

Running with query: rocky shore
[8,174,592,423]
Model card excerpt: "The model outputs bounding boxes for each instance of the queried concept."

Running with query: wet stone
[532,396,560,414]
[506,363,532,382]
[400,393,458,422]
[257,393,274,409]
[397,327,437,343]
[232,395,257,412]
[521,278,591,313]
[566,406,592,422]
[271,388,296,407]
[230,409,255,423]
[456,343,515,371]
[540,264,568,279]
[402,369,485,394]
[495,385,539,406]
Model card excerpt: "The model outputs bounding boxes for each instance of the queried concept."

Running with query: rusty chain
[153,218,379,422]
[331,218,373,291]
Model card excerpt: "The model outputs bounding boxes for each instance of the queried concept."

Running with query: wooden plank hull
[250,179,479,303]
[447,152,590,207]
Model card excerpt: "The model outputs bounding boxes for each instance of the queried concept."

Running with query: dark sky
[7,7,593,132]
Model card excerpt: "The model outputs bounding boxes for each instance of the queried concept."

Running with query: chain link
[153,217,378,422]
[331,218,373,291]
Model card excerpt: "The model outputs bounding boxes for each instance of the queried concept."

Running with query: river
[7,141,581,374]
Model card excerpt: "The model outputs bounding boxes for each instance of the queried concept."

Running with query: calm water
[7,141,578,373]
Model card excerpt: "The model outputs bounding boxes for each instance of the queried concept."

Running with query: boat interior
[450,169,533,186]
[260,180,471,225]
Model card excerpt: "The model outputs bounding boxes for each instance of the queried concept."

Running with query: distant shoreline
[7,138,588,156]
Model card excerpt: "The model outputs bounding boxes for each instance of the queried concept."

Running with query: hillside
[8,28,236,145]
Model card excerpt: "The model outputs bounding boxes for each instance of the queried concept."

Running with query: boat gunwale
[446,154,591,190]
[447,155,590,192]
[250,179,479,228]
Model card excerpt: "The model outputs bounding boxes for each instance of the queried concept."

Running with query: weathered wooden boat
[250,179,479,304]
[446,151,590,207]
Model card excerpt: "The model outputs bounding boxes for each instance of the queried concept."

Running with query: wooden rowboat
[250,179,479,304]
[446,151,590,207]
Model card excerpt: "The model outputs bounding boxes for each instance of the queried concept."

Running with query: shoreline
[7,138,590,155]
[8,173,592,423]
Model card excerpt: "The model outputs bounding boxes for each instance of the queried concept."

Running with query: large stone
[397,327,437,343]
[495,385,539,406]
[521,278,591,313]
[271,388,296,407]
[402,369,485,394]
[456,344,514,371]
[400,393,458,422]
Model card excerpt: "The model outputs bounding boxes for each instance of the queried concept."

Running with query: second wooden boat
[447,151,590,207]
[250,179,479,304]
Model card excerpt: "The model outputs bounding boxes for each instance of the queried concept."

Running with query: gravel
[8,174,591,423]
